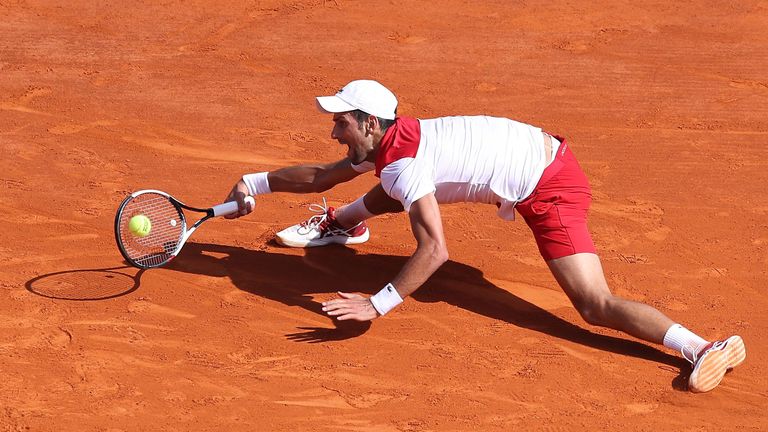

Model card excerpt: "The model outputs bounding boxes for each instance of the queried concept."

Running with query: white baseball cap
[316,80,398,120]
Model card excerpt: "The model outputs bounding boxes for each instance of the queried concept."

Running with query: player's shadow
[168,241,686,375]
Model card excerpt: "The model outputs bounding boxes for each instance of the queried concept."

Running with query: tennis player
[224,80,745,393]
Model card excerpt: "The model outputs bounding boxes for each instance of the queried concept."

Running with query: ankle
[334,207,361,229]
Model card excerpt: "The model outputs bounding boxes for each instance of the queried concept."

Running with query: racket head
[114,190,186,269]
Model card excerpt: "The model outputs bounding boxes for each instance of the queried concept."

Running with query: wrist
[369,283,403,316]
[242,172,271,195]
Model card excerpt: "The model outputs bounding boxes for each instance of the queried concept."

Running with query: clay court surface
[2,1,768,430]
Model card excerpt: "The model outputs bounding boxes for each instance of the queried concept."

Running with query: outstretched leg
[546,252,673,343]
[547,252,745,392]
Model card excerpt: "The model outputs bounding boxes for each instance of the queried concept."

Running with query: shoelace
[681,344,701,365]
[298,198,331,234]
[682,340,725,365]
[296,198,363,237]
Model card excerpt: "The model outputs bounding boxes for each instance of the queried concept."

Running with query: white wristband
[242,172,271,196]
[369,283,403,316]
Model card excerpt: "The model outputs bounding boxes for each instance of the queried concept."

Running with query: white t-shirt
[365,116,551,220]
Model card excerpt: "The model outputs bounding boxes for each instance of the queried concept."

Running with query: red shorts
[515,137,596,261]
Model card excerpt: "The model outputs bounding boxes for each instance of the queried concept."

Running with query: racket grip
[213,196,255,217]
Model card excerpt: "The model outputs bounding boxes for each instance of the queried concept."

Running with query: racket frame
[114,189,242,269]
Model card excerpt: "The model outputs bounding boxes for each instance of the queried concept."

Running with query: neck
[365,128,386,162]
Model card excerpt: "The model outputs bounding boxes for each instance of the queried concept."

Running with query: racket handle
[213,196,255,217]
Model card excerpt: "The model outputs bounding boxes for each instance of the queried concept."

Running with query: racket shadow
[170,241,686,376]
[25,266,145,301]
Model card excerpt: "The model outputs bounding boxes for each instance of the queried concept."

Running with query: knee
[575,295,614,327]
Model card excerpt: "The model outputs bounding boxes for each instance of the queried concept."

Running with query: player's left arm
[322,192,449,321]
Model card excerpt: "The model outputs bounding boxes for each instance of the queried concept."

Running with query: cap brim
[316,95,357,114]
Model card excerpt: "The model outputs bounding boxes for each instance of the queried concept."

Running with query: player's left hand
[322,292,380,321]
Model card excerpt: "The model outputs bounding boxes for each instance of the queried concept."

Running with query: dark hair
[350,109,396,132]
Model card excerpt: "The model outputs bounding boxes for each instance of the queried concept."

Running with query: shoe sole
[689,335,746,393]
[276,229,370,248]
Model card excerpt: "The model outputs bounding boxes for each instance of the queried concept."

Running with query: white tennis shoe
[685,335,746,393]
[276,199,370,248]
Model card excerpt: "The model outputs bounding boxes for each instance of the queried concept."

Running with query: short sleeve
[380,158,435,212]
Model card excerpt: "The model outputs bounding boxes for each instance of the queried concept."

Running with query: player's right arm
[224,158,363,218]
[266,158,362,193]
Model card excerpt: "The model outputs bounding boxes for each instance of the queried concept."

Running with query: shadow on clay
[164,241,688,378]
[25,265,146,301]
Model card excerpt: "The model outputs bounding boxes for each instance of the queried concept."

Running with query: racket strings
[117,194,184,267]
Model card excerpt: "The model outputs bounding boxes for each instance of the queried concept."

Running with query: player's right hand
[223,180,254,219]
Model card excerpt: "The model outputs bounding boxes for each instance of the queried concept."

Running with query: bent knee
[574,296,614,326]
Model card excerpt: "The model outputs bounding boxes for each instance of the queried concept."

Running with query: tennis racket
[114,189,254,269]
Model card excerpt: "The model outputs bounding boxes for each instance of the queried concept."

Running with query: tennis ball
[128,214,152,237]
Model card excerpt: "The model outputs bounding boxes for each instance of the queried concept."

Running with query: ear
[366,115,378,134]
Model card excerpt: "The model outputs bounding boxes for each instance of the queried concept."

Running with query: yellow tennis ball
[128,214,152,237]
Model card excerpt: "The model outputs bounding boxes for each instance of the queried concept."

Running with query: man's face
[331,112,372,164]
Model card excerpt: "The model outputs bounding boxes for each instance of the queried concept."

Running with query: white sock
[663,324,709,355]
[335,195,374,228]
